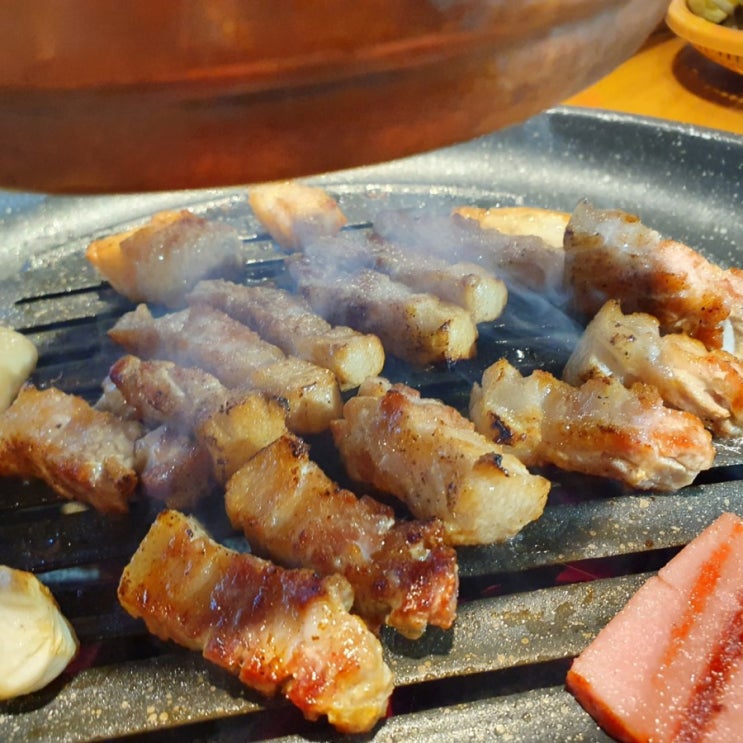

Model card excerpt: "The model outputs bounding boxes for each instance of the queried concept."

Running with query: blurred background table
[565,26,743,135]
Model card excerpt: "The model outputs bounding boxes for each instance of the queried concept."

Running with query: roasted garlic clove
[0,566,79,699]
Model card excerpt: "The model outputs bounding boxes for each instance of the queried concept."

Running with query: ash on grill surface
[2,171,743,741]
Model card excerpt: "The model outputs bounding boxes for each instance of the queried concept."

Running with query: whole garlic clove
[0,326,38,413]
[0,565,79,700]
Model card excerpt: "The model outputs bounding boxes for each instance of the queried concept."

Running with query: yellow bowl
[667,0,743,74]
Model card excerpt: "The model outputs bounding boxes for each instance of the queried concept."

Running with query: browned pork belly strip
[248,180,347,250]
[187,279,385,390]
[453,206,570,251]
[372,208,565,297]
[226,433,458,639]
[300,231,507,325]
[118,510,393,734]
[470,358,715,492]
[86,210,242,308]
[563,300,743,438]
[108,304,341,434]
[288,256,477,366]
[331,377,549,546]
[107,355,288,482]
[564,200,743,354]
[133,425,216,509]
[0,385,141,513]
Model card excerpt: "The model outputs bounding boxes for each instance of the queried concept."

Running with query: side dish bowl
[667,0,743,75]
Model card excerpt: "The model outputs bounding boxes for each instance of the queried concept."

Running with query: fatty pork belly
[118,510,393,734]
[564,200,743,354]
[0,385,141,513]
[470,358,715,492]
[108,304,341,434]
[107,355,287,483]
[564,300,743,437]
[187,279,385,390]
[226,433,458,639]
[86,210,242,308]
[372,207,567,298]
[331,377,549,546]
[288,255,477,366]
[248,180,347,250]
[300,230,507,325]
[568,512,743,743]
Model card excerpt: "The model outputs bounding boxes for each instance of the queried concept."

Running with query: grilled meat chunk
[187,280,385,390]
[0,385,140,513]
[453,205,570,251]
[564,200,743,353]
[108,304,341,434]
[118,510,393,734]
[86,210,242,308]
[108,355,287,482]
[331,377,549,546]
[300,231,507,325]
[226,433,458,639]
[373,208,566,297]
[471,358,715,492]
[563,300,743,437]
[288,257,477,366]
[134,425,215,508]
[248,180,347,250]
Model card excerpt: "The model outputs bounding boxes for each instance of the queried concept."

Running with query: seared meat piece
[134,425,215,509]
[248,180,347,250]
[0,385,141,513]
[470,358,715,492]
[86,210,242,308]
[564,200,743,353]
[187,280,385,390]
[108,355,287,482]
[563,300,743,437]
[288,257,477,366]
[331,377,549,546]
[373,208,565,297]
[226,434,458,639]
[453,205,569,251]
[108,304,341,434]
[301,231,507,325]
[118,510,393,734]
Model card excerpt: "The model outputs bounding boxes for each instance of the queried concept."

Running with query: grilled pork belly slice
[134,425,215,509]
[567,512,743,743]
[372,208,565,296]
[109,304,341,434]
[108,355,288,482]
[187,280,385,390]
[288,257,477,366]
[86,210,242,308]
[300,231,507,325]
[471,358,715,492]
[564,300,743,437]
[225,433,458,639]
[331,377,549,546]
[118,510,393,734]
[564,200,743,353]
[453,206,570,251]
[0,385,140,513]
[248,181,347,250]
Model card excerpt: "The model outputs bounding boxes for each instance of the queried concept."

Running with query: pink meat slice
[567,512,743,742]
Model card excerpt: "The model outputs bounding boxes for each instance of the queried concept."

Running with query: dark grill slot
[1,174,742,742]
